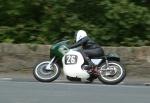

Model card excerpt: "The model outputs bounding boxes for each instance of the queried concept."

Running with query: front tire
[98,61,126,85]
[33,61,61,82]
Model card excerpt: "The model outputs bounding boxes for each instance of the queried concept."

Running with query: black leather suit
[70,37,104,65]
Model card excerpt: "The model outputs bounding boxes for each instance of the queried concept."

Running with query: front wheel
[33,61,61,82]
[98,61,126,85]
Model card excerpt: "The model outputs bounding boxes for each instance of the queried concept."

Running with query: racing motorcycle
[33,40,126,84]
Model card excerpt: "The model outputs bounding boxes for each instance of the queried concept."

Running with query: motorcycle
[33,40,126,84]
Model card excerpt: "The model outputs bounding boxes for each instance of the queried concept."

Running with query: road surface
[0,80,150,103]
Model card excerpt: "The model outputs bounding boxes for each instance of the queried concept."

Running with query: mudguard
[106,53,120,61]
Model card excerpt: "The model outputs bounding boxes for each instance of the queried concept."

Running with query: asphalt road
[0,80,150,103]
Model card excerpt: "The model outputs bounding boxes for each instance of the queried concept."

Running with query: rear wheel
[98,61,126,85]
[33,61,61,82]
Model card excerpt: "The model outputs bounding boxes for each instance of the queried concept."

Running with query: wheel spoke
[34,62,59,80]
[99,62,125,82]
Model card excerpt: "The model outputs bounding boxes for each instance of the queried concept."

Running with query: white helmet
[75,30,87,42]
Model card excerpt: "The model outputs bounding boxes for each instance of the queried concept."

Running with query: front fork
[45,57,56,70]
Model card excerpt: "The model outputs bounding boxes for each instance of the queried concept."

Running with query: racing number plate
[65,55,77,65]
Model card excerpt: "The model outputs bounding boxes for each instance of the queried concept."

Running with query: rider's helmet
[75,30,87,42]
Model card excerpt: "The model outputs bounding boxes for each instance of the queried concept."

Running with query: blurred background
[0,0,150,80]
[0,0,150,46]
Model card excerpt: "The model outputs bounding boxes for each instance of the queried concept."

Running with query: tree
[0,0,150,46]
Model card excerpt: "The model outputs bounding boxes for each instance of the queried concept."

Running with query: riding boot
[79,50,95,70]
[84,57,95,71]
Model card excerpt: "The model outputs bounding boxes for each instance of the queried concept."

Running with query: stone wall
[0,43,150,77]
[104,47,150,77]
[0,43,51,72]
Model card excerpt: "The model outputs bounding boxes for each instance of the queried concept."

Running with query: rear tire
[98,61,126,85]
[33,61,61,82]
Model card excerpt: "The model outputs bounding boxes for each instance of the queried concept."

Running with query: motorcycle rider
[69,30,104,71]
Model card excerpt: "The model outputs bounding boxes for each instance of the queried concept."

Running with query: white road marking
[0,78,13,81]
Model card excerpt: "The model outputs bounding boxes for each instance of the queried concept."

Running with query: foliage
[0,0,150,46]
